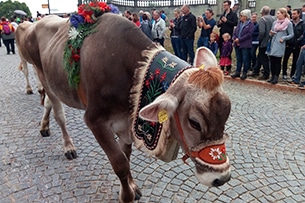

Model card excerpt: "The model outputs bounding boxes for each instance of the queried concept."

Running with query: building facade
[111,0,305,18]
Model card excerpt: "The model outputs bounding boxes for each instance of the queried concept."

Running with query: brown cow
[16,14,231,203]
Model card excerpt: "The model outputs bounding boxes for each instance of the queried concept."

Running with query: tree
[0,0,31,19]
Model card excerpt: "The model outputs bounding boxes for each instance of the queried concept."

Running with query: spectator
[219,33,233,75]
[250,6,275,80]
[231,9,254,80]
[250,12,259,71]
[197,8,216,48]
[132,13,140,27]
[232,3,240,15]
[0,16,15,55]
[10,17,18,30]
[124,10,132,21]
[302,4,305,22]
[140,13,152,40]
[179,4,197,65]
[288,29,305,86]
[169,8,182,58]
[217,0,238,58]
[160,10,168,23]
[37,11,41,18]
[266,8,294,84]
[282,8,304,80]
[139,10,144,22]
[207,32,218,56]
[151,10,166,46]
[286,5,292,19]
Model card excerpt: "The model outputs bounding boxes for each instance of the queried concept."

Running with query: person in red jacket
[0,16,15,54]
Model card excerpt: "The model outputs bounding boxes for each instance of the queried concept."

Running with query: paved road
[0,46,305,203]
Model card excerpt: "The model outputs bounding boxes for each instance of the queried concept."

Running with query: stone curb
[224,76,305,94]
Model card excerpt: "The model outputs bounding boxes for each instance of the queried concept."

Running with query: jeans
[197,36,209,48]
[171,37,182,59]
[181,38,195,65]
[3,39,15,54]
[253,47,270,77]
[235,46,251,73]
[282,46,300,77]
[292,48,305,83]
[250,44,259,69]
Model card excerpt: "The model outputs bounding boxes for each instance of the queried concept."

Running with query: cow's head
[139,47,231,187]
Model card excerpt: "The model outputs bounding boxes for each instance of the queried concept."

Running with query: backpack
[2,24,11,35]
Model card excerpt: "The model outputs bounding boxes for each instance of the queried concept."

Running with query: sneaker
[282,75,287,80]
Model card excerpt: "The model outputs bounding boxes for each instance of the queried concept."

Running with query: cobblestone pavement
[0,46,305,203]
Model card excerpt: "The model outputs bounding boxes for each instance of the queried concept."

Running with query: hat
[240,9,251,19]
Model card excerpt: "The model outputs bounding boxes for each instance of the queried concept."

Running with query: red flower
[160,72,166,82]
[150,122,156,126]
[77,4,85,15]
[98,2,110,11]
[145,80,150,87]
[154,68,160,76]
[82,10,94,23]
[72,54,80,62]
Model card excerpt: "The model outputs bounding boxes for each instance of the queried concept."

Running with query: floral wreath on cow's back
[64,1,119,87]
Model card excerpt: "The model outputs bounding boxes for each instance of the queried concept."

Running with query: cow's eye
[189,119,201,131]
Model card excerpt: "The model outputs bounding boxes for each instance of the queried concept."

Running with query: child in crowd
[208,32,218,55]
[219,33,233,75]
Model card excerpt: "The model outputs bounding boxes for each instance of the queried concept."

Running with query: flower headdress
[64,1,119,87]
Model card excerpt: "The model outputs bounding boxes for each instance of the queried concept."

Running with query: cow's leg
[119,140,142,200]
[33,65,43,94]
[18,61,33,94]
[84,114,137,203]
[40,95,77,160]
[40,95,52,137]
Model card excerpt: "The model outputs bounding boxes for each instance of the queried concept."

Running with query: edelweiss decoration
[63,1,118,87]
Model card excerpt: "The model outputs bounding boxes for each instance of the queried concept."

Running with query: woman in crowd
[169,8,182,58]
[267,8,294,84]
[231,9,254,80]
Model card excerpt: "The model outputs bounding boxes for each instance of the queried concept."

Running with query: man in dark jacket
[282,9,304,80]
[250,6,275,80]
[179,4,197,65]
[217,0,238,52]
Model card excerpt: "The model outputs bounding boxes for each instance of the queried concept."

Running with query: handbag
[266,38,271,53]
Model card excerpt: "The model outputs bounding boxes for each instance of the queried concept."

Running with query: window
[207,0,216,6]
[248,0,256,8]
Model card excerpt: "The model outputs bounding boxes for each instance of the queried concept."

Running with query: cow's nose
[212,174,231,187]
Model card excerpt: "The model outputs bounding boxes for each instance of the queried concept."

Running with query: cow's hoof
[40,129,50,137]
[134,187,142,200]
[26,90,33,94]
[65,150,77,160]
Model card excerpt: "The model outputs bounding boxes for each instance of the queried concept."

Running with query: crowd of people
[2,2,305,89]
[129,1,305,89]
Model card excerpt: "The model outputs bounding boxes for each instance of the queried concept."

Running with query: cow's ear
[139,94,179,122]
[193,47,218,69]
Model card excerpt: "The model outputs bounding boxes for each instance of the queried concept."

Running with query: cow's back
[17,14,154,111]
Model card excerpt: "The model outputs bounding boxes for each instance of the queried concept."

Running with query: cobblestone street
[0,46,305,203]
